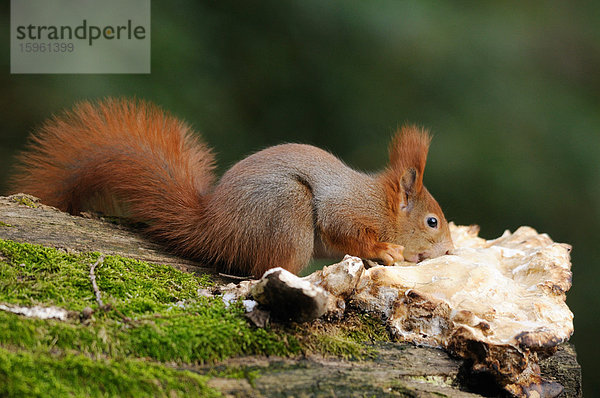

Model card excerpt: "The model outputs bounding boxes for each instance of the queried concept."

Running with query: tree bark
[0,194,582,397]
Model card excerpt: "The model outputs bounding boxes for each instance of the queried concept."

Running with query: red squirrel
[11,98,453,277]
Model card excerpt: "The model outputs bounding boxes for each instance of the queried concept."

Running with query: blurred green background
[1,1,598,394]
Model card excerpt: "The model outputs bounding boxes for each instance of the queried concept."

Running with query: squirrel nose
[444,240,455,256]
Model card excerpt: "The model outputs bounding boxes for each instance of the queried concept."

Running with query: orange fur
[388,124,431,178]
[12,98,216,259]
[11,99,452,277]
[385,124,431,193]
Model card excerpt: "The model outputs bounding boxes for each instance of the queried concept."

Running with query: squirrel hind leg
[214,218,314,278]
[209,175,316,278]
[253,177,316,277]
[249,201,315,278]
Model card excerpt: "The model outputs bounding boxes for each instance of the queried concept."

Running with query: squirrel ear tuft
[380,125,432,213]
[388,124,431,193]
[401,167,417,195]
[398,167,417,210]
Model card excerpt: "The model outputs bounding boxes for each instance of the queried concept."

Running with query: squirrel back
[11,98,453,277]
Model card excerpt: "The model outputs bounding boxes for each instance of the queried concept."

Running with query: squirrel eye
[426,216,438,229]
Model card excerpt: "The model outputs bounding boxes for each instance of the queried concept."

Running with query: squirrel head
[380,125,453,263]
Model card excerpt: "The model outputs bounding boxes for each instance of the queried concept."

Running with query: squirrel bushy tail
[11,98,217,259]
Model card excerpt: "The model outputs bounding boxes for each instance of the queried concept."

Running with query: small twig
[89,255,105,307]
[87,255,132,323]
[218,272,254,281]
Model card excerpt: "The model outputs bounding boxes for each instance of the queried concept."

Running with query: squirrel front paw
[374,242,405,266]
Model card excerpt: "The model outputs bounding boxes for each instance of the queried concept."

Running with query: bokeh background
[1,1,598,394]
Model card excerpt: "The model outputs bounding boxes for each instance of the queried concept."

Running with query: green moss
[0,239,212,313]
[0,238,393,395]
[0,306,299,364]
[311,332,367,358]
[346,314,390,343]
[0,221,13,227]
[292,313,391,360]
[0,239,301,363]
[0,346,220,398]
[0,241,98,310]
[123,302,300,362]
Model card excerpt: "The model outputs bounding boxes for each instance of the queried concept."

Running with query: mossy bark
[0,194,582,397]
[0,194,215,277]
